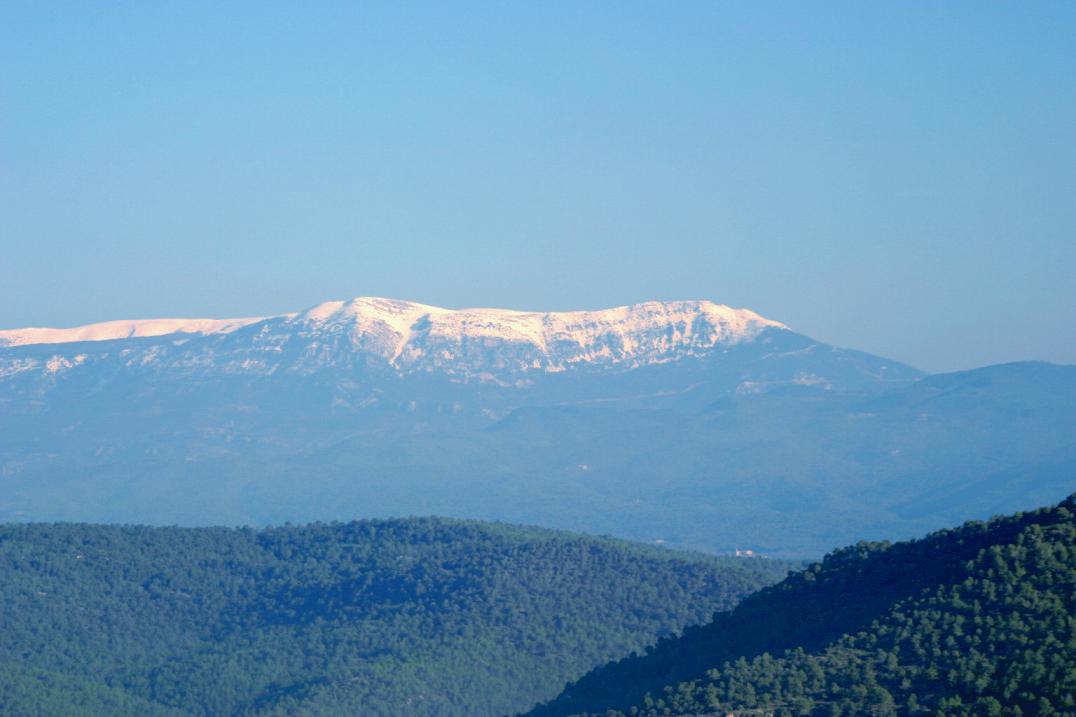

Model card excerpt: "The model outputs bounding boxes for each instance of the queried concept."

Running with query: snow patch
[1,297,788,376]
[0,317,267,348]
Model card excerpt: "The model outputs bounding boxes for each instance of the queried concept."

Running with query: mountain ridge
[0,297,784,366]
[523,494,1076,717]
[0,516,790,717]
[1,297,1069,557]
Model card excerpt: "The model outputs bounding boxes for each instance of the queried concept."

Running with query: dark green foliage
[0,518,786,717]
[0,663,186,717]
[527,495,1076,717]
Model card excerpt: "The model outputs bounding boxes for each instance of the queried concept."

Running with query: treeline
[0,517,787,717]
[525,495,1076,717]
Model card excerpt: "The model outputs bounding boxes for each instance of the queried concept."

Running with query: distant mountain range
[1,297,1073,556]
[0,298,790,377]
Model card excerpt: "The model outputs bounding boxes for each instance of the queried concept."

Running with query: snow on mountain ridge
[278,297,786,371]
[0,298,786,374]
[0,317,267,348]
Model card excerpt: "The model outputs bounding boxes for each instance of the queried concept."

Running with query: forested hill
[0,518,787,717]
[525,494,1076,717]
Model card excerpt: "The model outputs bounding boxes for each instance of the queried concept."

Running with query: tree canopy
[526,495,1076,717]
[0,517,786,717]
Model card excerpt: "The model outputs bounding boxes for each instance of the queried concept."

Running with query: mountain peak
[0,297,784,355]
[279,297,787,372]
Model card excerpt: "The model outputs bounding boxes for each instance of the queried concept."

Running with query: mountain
[0,517,788,717]
[0,297,914,395]
[1,297,1073,556]
[524,494,1076,717]
[0,298,787,376]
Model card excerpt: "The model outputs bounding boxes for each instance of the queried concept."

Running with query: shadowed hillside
[0,517,788,717]
[525,494,1076,717]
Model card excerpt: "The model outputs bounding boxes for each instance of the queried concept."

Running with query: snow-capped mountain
[0,316,267,348]
[0,297,785,379]
[2,295,1071,558]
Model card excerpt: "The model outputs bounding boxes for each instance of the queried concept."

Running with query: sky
[1,2,1074,373]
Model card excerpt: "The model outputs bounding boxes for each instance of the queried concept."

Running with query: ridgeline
[525,495,1076,717]
[0,517,786,717]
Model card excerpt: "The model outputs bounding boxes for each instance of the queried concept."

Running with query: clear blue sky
[2,2,1073,372]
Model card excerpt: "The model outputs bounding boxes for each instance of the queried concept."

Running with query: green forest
[526,494,1076,717]
[0,517,786,717]
[4,498,1074,717]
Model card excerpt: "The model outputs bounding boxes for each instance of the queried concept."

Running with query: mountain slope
[0,297,788,376]
[2,297,1073,556]
[0,518,788,717]
[524,494,1076,717]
